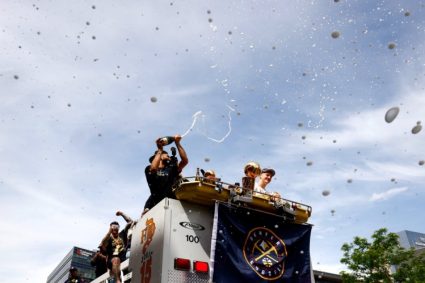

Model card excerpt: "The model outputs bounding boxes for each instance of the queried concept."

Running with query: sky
[1,0,424,282]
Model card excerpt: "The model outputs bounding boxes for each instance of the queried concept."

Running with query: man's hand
[271,192,281,202]
[155,138,164,149]
[174,134,182,143]
[116,211,122,216]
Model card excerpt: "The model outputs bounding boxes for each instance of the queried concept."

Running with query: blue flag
[211,202,313,282]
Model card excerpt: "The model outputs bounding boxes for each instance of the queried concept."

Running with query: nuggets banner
[211,202,313,282]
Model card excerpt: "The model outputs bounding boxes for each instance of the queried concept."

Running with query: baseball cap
[261,168,275,176]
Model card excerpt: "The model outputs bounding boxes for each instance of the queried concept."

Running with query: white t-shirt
[254,183,267,194]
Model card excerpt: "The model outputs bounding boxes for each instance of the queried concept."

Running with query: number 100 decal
[186,235,200,243]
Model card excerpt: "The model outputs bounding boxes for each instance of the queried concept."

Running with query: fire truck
[91,171,312,283]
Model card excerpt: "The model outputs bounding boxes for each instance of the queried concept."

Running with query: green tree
[393,250,425,282]
[339,228,423,283]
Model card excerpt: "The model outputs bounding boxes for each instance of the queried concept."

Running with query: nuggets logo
[243,227,287,280]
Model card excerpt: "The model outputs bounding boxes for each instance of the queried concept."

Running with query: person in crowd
[65,267,85,283]
[100,215,132,283]
[254,168,281,200]
[115,210,135,261]
[142,134,188,215]
[90,246,107,278]
[204,170,216,180]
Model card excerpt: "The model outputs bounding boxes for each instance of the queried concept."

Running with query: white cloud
[370,187,409,202]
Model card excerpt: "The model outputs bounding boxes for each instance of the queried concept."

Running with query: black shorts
[107,252,126,270]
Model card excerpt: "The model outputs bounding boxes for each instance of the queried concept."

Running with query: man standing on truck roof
[254,168,281,200]
[143,134,189,214]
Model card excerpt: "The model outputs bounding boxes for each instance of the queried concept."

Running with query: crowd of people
[71,134,280,283]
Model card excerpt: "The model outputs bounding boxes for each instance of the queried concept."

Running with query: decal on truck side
[140,218,156,283]
[179,221,205,231]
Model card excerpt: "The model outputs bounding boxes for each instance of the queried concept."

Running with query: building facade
[397,230,425,250]
[47,246,96,283]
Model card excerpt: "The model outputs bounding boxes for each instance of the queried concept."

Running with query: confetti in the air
[384,107,399,123]
[331,31,340,39]
[150,97,157,103]
[411,121,422,134]
[322,190,330,196]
